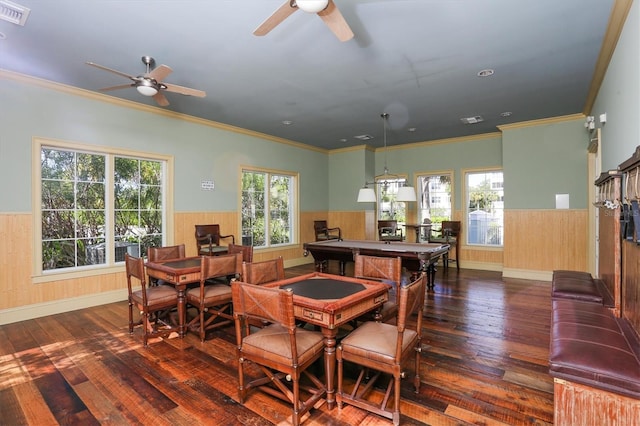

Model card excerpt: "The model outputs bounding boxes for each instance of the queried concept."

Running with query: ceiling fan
[254,0,354,42]
[86,56,206,106]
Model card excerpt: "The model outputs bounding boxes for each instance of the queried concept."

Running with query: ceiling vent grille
[460,115,484,124]
[354,134,374,141]
[0,1,30,26]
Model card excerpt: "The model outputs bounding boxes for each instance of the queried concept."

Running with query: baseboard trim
[502,268,552,281]
[0,289,127,325]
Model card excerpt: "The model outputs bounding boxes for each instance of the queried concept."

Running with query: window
[417,173,452,228]
[376,178,408,223]
[241,168,297,248]
[465,170,503,246]
[37,140,169,273]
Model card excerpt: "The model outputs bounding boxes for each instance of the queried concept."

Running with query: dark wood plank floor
[0,263,554,425]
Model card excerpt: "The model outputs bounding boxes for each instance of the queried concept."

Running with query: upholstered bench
[549,299,640,425]
[551,270,613,306]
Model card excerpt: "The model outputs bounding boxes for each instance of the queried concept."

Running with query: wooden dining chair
[125,254,179,347]
[353,254,404,323]
[186,253,242,342]
[195,224,235,256]
[241,256,285,285]
[313,220,342,241]
[228,243,254,263]
[378,220,403,242]
[429,220,461,271]
[231,281,326,426]
[337,272,426,426]
[147,244,186,286]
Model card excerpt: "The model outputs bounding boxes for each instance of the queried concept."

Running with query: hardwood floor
[0,264,554,425]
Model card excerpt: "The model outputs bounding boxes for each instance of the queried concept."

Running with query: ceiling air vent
[354,134,374,141]
[0,1,30,26]
[460,116,484,124]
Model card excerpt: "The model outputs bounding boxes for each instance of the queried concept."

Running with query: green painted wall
[0,76,328,213]
[502,118,588,209]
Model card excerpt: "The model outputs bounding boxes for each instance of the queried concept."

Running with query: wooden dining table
[145,256,202,338]
[263,272,390,410]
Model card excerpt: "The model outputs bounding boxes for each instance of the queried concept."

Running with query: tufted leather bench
[551,270,612,306]
[549,299,640,399]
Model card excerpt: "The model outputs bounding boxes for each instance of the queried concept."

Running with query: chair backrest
[228,243,253,263]
[396,272,426,336]
[378,220,398,233]
[314,220,328,235]
[195,224,222,247]
[354,255,402,287]
[201,253,243,282]
[441,220,461,237]
[232,281,296,329]
[147,244,185,262]
[241,257,285,285]
[125,254,148,303]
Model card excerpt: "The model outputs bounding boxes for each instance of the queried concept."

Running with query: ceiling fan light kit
[296,0,328,13]
[254,0,353,42]
[86,55,205,106]
[136,79,158,96]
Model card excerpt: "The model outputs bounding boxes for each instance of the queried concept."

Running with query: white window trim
[32,137,174,283]
[239,165,299,249]
[463,166,504,248]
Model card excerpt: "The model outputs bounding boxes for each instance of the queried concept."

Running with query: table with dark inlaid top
[145,256,202,338]
[263,272,390,410]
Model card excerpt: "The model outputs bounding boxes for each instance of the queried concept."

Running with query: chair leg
[237,359,246,403]
[393,374,401,426]
[128,302,134,334]
[142,312,150,347]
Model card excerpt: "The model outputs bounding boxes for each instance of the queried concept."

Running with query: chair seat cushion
[132,285,177,308]
[340,321,417,364]
[242,324,325,366]
[186,283,232,305]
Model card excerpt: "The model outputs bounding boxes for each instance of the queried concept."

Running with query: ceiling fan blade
[98,83,135,92]
[253,0,298,36]
[148,64,172,83]
[153,92,170,106]
[318,0,354,41]
[86,61,136,81]
[163,83,206,98]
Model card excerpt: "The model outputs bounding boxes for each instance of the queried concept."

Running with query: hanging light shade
[357,187,376,203]
[396,185,417,202]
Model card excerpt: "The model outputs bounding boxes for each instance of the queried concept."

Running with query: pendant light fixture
[357,113,417,203]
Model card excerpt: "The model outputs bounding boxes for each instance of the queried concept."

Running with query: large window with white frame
[241,168,297,248]
[465,169,504,246]
[376,177,409,223]
[417,173,453,228]
[37,139,169,273]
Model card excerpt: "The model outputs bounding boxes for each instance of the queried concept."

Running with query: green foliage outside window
[242,170,293,248]
[41,147,164,270]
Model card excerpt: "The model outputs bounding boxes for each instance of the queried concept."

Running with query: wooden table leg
[176,286,187,337]
[321,328,339,409]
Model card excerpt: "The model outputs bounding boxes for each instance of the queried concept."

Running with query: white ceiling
[0,0,616,150]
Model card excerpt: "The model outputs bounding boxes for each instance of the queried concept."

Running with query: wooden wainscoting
[0,213,33,311]
[503,209,588,278]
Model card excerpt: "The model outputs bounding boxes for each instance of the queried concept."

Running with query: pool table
[303,239,450,288]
